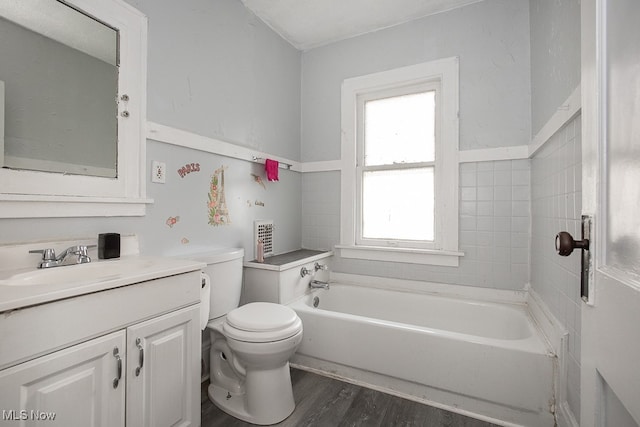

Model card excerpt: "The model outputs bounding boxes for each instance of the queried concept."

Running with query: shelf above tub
[244,249,333,272]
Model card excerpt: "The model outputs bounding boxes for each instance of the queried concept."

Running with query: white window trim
[356,82,440,250]
[338,57,461,266]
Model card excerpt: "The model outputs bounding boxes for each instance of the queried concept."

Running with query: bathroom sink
[0,258,159,287]
[0,254,205,313]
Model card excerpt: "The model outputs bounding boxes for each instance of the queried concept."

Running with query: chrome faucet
[314,262,328,272]
[309,280,330,290]
[300,266,313,278]
[29,245,93,269]
[301,262,329,278]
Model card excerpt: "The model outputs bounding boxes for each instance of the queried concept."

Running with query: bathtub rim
[290,283,553,355]
[329,272,529,306]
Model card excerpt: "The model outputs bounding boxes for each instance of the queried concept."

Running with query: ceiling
[241,0,483,50]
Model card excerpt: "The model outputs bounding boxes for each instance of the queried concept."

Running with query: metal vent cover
[254,220,274,259]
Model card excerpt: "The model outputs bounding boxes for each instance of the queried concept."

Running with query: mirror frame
[0,0,149,218]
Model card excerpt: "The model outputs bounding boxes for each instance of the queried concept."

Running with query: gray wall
[127,0,302,161]
[529,0,581,136]
[301,0,533,292]
[0,0,303,258]
[0,16,117,171]
[301,0,531,162]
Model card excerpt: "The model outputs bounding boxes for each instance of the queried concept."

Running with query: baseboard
[526,287,572,427]
[290,357,549,427]
[556,401,580,427]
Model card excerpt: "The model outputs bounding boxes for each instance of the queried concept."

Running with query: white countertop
[0,256,205,313]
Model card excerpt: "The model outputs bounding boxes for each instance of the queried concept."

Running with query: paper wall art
[178,162,200,178]
[251,173,266,189]
[166,216,180,228]
[208,165,231,226]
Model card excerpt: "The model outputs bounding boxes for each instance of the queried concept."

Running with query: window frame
[338,57,461,266]
[356,82,440,249]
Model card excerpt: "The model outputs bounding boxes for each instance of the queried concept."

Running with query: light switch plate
[151,161,166,183]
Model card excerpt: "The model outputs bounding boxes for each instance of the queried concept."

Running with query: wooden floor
[201,369,499,427]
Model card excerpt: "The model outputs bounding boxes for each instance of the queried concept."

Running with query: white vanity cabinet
[0,331,127,426]
[0,266,202,427]
[126,305,199,427]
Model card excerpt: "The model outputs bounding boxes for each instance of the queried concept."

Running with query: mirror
[0,0,147,218]
[0,0,119,178]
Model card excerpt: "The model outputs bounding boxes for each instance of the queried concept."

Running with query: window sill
[335,245,463,267]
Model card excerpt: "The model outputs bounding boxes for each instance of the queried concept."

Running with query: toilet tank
[187,248,244,320]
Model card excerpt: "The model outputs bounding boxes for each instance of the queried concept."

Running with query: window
[338,58,461,266]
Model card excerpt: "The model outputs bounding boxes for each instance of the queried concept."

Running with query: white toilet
[195,248,303,425]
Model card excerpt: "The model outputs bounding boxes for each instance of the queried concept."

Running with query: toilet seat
[223,302,302,343]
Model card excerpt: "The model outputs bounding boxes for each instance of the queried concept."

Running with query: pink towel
[265,159,279,182]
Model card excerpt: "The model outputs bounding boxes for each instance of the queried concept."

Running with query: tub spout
[310,280,329,290]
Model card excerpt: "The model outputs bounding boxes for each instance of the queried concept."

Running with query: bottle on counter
[256,239,264,263]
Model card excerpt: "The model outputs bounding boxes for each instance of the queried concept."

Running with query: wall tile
[477,201,494,216]
[494,169,512,186]
[461,171,477,187]
[461,187,477,201]
[477,162,494,172]
[530,115,583,419]
[477,186,494,201]
[477,171,494,186]
[476,216,494,231]
[460,215,477,231]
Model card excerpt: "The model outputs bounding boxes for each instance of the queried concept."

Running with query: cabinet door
[0,331,126,427]
[126,305,200,427]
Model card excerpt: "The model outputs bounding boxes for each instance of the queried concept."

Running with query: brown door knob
[555,231,590,256]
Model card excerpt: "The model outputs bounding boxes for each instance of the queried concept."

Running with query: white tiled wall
[301,171,341,251]
[301,160,531,292]
[530,114,582,421]
[457,159,531,289]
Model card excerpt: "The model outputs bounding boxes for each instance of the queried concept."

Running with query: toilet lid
[223,317,302,343]
[226,302,299,332]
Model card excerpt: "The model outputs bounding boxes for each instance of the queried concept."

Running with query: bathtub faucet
[309,280,330,290]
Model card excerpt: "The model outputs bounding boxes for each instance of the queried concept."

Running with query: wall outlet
[151,161,166,183]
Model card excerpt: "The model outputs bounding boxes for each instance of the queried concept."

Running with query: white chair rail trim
[149,84,580,174]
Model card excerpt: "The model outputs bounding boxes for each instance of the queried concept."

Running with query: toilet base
[209,363,296,425]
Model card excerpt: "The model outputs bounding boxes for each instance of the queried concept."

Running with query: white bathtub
[288,280,556,426]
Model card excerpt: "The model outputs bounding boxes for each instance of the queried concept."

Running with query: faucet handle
[300,266,313,278]
[29,248,56,261]
[76,245,95,263]
[314,262,328,272]
[77,245,96,255]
